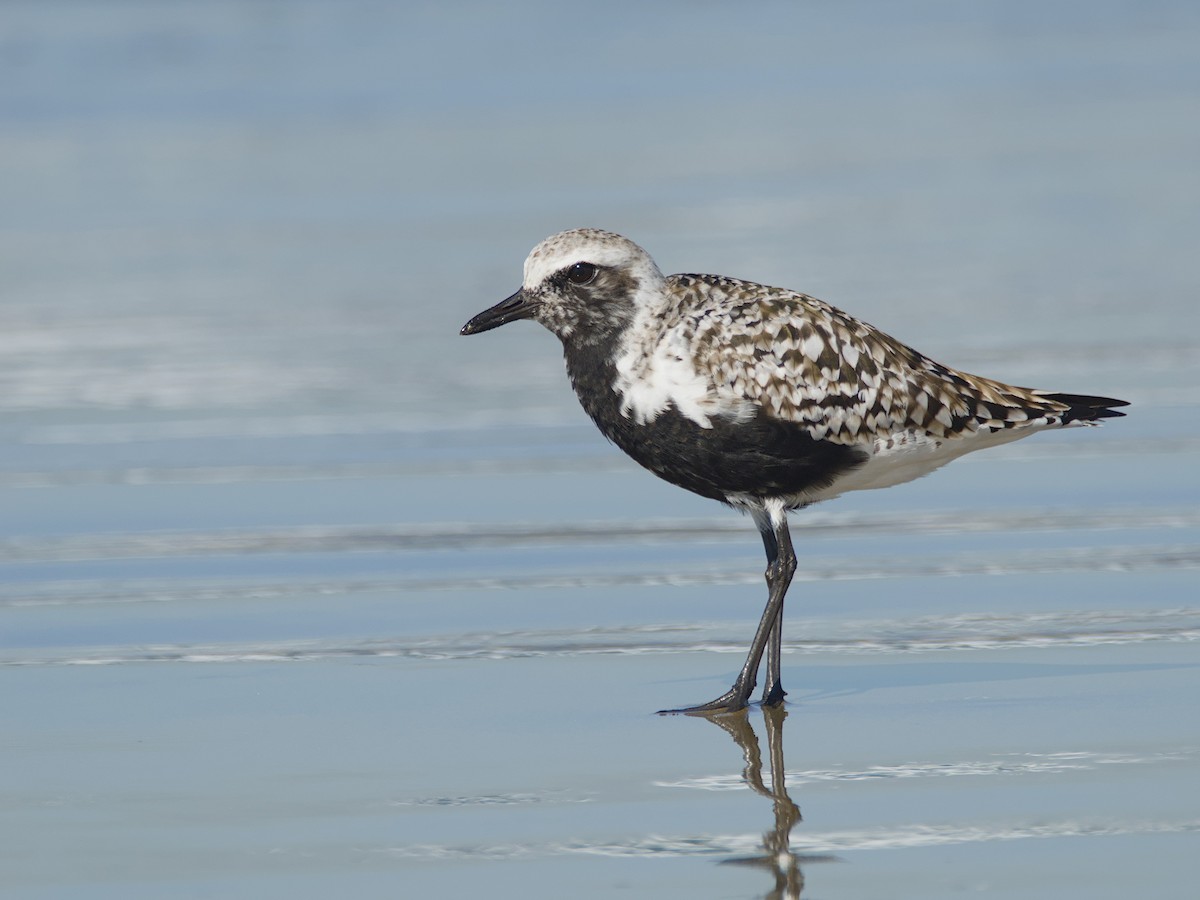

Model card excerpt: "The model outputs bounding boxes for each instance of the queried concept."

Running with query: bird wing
[670,274,1072,447]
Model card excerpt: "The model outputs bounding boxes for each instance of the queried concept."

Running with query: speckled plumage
[657,273,1073,441]
[461,228,1128,713]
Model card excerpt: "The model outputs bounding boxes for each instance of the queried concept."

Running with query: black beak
[460,289,536,335]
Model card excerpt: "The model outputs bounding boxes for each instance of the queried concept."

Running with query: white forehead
[522,228,662,289]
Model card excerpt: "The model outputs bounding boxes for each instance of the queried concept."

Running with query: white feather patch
[614,323,753,428]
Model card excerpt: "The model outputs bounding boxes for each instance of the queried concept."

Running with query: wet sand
[2,2,1199,897]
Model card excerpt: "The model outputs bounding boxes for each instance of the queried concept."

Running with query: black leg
[658,506,795,715]
[761,516,794,707]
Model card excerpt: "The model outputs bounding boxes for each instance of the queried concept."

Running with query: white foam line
[366,817,1200,861]
[1,507,1196,562]
[3,608,1197,667]
[302,543,1200,590]
[391,790,593,808]
[656,749,1196,791]
[5,544,1196,610]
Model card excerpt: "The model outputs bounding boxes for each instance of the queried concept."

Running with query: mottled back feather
[660,273,1118,447]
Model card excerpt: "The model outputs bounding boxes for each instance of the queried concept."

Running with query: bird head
[460,228,665,345]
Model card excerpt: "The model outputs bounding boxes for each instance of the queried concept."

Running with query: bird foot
[657,686,753,716]
[657,681,789,716]
[761,681,787,707]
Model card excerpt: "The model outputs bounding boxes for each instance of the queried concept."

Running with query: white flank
[809,426,1035,503]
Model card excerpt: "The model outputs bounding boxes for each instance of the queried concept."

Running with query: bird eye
[566,262,598,285]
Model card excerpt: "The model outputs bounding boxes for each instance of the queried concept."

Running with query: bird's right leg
[658,505,794,715]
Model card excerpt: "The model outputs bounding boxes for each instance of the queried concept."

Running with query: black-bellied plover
[460,228,1128,714]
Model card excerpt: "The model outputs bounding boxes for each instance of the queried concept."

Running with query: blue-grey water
[2,2,1198,898]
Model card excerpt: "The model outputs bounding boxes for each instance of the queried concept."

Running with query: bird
[460,228,1128,714]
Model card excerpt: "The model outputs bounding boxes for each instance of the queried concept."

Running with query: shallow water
[2,2,1199,897]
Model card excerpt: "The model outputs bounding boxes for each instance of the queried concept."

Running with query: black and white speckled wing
[669,274,1092,447]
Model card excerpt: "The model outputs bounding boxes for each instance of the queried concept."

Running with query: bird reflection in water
[698,706,836,900]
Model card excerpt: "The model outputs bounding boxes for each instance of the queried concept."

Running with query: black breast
[563,342,866,507]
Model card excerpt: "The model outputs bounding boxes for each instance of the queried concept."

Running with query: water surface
[1,2,1198,897]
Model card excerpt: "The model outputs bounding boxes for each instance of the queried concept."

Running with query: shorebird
[460,228,1128,714]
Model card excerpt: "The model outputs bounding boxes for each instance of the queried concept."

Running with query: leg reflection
[700,706,835,900]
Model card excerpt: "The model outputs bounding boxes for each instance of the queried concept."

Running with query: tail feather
[1039,392,1129,425]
